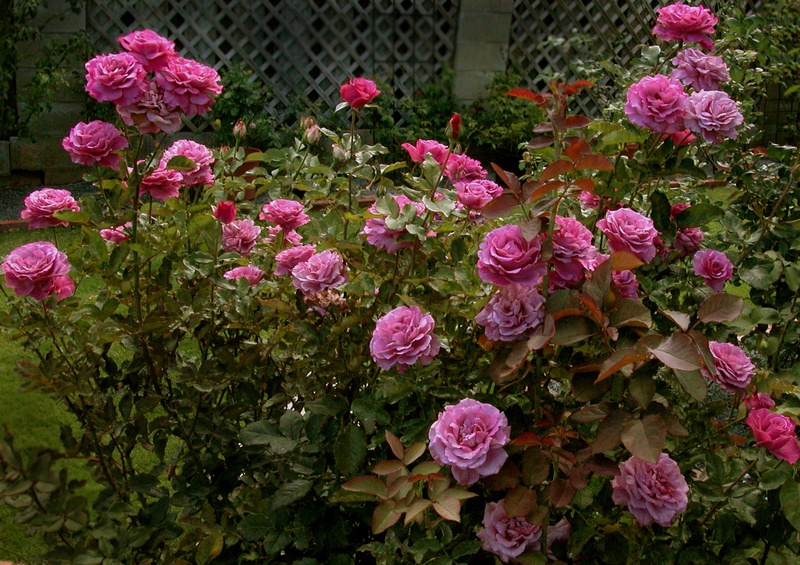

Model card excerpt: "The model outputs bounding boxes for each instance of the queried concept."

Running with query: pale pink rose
[339,77,380,108]
[222,219,262,256]
[702,341,755,393]
[477,224,546,286]
[428,398,509,486]
[597,208,659,263]
[477,499,541,563]
[444,152,486,183]
[612,270,639,299]
[361,195,425,253]
[455,179,503,210]
[223,265,264,286]
[401,139,450,165]
[263,226,303,246]
[139,167,183,200]
[671,48,730,92]
[160,139,214,186]
[21,188,80,229]
[612,454,689,527]
[212,201,236,224]
[370,305,441,373]
[156,56,222,115]
[116,80,183,135]
[625,75,688,134]
[99,222,131,244]
[291,249,348,296]
[62,120,128,170]
[84,52,147,106]
[684,90,743,145]
[117,29,177,72]
[274,244,316,276]
[692,249,732,292]
[653,2,718,51]
[475,284,546,342]
[746,409,800,464]
[259,199,310,230]
[745,392,776,411]
[2,241,73,301]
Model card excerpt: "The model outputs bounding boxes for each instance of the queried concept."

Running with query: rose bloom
[551,216,599,286]
[2,241,74,301]
[673,227,704,256]
[444,152,486,183]
[291,249,348,296]
[274,244,316,276]
[139,167,183,200]
[477,499,541,563]
[612,453,689,527]
[223,266,264,286]
[597,208,659,263]
[117,80,183,135]
[160,139,214,186]
[692,248,733,292]
[264,226,303,246]
[62,120,128,170]
[222,219,262,256]
[746,408,800,464]
[99,222,131,244]
[369,305,440,373]
[653,2,718,51]
[21,188,80,229]
[624,74,688,134]
[455,179,503,210]
[401,138,450,165]
[612,269,640,299]
[361,195,425,253]
[212,201,236,224]
[156,56,222,115]
[702,341,755,393]
[745,392,776,411]
[477,224,547,286]
[475,284,546,342]
[117,29,176,72]
[339,77,380,108]
[84,52,146,106]
[259,199,310,230]
[663,128,697,146]
[684,90,743,145]
[671,48,730,92]
[428,398,510,486]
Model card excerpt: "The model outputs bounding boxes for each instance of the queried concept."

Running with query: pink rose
[62,120,128,170]
[597,208,659,263]
[212,201,236,224]
[671,48,730,92]
[455,179,503,210]
[692,249,733,292]
[550,216,599,287]
[99,222,131,244]
[21,188,80,229]
[653,2,718,51]
[746,409,800,464]
[84,52,147,106]
[612,453,689,527]
[222,219,262,256]
[401,139,450,165]
[156,56,222,116]
[428,398,509,486]
[624,75,688,134]
[274,244,316,276]
[370,305,441,373]
[701,341,755,393]
[475,284,546,342]
[745,392,776,411]
[116,80,183,135]
[612,270,640,299]
[444,152,486,183]
[361,195,425,253]
[259,199,310,230]
[223,266,264,286]
[117,29,177,72]
[674,227,704,256]
[264,226,303,246]
[139,167,183,200]
[477,499,541,563]
[663,129,697,146]
[339,77,380,108]
[684,90,743,145]
[2,241,74,301]
[160,139,214,186]
[291,249,348,296]
[477,224,547,286]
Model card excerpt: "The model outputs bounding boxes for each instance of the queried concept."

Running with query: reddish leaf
[565,116,593,129]
[491,163,521,193]
[521,449,550,486]
[506,88,549,106]
[608,299,652,329]
[696,293,744,324]
[575,154,614,171]
[387,476,411,499]
[644,332,702,371]
[596,348,646,382]
[489,340,530,384]
[551,316,599,346]
[372,500,401,534]
[564,139,591,162]
[621,414,666,463]
[504,486,538,518]
[610,252,644,271]
[660,309,691,332]
[592,410,631,454]
[481,194,519,220]
[511,432,553,447]
[688,330,717,378]
[563,80,594,94]
[433,497,461,522]
[571,178,595,192]
[673,369,708,402]
[528,180,566,203]
[342,476,387,499]
[585,455,620,476]
[528,136,554,149]
[385,430,404,460]
[549,478,576,508]
[570,403,609,424]
[527,314,555,350]
[404,499,432,525]
[578,293,605,325]
[373,460,405,476]
[484,460,522,491]
[540,159,575,182]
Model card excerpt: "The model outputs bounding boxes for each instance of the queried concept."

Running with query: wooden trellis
[86,0,460,132]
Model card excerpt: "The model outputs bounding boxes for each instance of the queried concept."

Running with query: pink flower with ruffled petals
[745,392,776,411]
[223,266,264,286]
[62,121,128,170]
[401,139,450,164]
[370,305,440,373]
[21,188,80,229]
[139,167,183,200]
[693,249,732,291]
[455,179,503,210]
[475,284,546,342]
[671,48,730,92]
[117,80,183,135]
[222,219,262,256]
[118,29,176,72]
[156,56,222,115]
[746,409,800,464]
[291,249,348,296]
[444,152,486,183]
[684,90,743,145]
[339,77,380,108]
[597,208,659,263]
[274,244,316,276]
[702,341,755,393]
[612,454,689,527]
[478,224,546,286]
[551,216,598,287]
[612,270,639,299]
[85,52,147,106]
[2,241,73,301]
[263,226,303,246]
[653,2,718,51]
[259,199,310,230]
[625,75,688,134]
[477,500,541,563]
[160,139,214,186]
[99,222,131,244]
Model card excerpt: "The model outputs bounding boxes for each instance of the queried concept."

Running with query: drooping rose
[455,179,503,210]
[212,201,236,224]
[653,2,718,51]
[611,453,689,527]
[160,139,215,186]
[671,48,730,92]
[597,208,659,263]
[401,138,450,165]
[746,408,800,464]
[2,241,73,301]
[370,305,440,373]
[139,166,183,200]
[84,52,147,106]
[612,269,640,299]
[477,499,541,563]
[339,77,380,108]
[477,224,546,286]
[116,80,183,135]
[624,74,688,134]
[259,199,310,230]
[118,29,177,72]
[702,341,755,393]
[683,90,743,145]
[21,188,81,229]
[444,152,487,183]
[361,195,425,253]
[475,284,546,342]
[291,249,348,296]
[156,56,222,115]
[223,266,264,286]
[99,222,131,244]
[745,392,776,411]
[428,398,510,486]
[222,219,262,256]
[62,120,128,170]
[692,248,733,292]
[274,244,316,276]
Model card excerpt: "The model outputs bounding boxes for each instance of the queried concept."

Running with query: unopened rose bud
[445,113,461,141]
[332,143,348,161]
[303,117,316,131]
[233,120,247,140]
[212,201,237,224]
[304,124,321,145]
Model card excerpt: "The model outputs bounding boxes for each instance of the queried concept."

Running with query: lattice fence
[86,0,459,132]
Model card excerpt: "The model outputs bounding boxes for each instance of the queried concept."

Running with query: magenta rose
[428,398,510,486]
[653,2,718,51]
[477,224,547,286]
[223,266,264,286]
[597,208,659,263]
[684,90,743,145]
[455,179,503,210]
[692,249,733,292]
[550,216,598,287]
[674,227,704,256]
[612,269,640,299]
[259,199,310,230]
[264,226,303,246]
[477,499,541,563]
[361,195,425,253]
[370,305,440,373]
[274,244,316,276]
[444,152,486,183]
[624,74,688,134]
[84,52,147,106]
[2,241,73,301]
[701,341,755,393]
[746,409,800,464]
[671,48,730,92]
[21,188,80,229]
[401,138,450,165]
[745,392,776,411]
[117,29,177,72]
[99,222,131,244]
[222,219,262,256]
[291,249,348,296]
[156,56,222,115]
[160,139,215,186]
[117,80,183,135]
[139,167,183,200]
[62,120,128,170]
[475,285,546,342]
[612,453,689,527]
[663,129,697,146]
[339,77,380,108]
[212,201,236,224]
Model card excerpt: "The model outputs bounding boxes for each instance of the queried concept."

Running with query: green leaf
[608,299,652,329]
[551,316,599,346]
[238,420,280,446]
[52,210,91,224]
[620,414,666,463]
[404,499,432,525]
[271,479,313,510]
[629,373,656,409]
[675,204,723,228]
[195,528,223,565]
[372,500,401,534]
[341,476,387,499]
[334,424,367,476]
[696,293,744,324]
[239,514,270,541]
[279,410,304,440]
[760,464,793,491]
[165,155,197,171]
[673,369,707,401]
[781,480,800,531]
[433,497,461,522]
[649,190,671,233]
[739,265,773,290]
